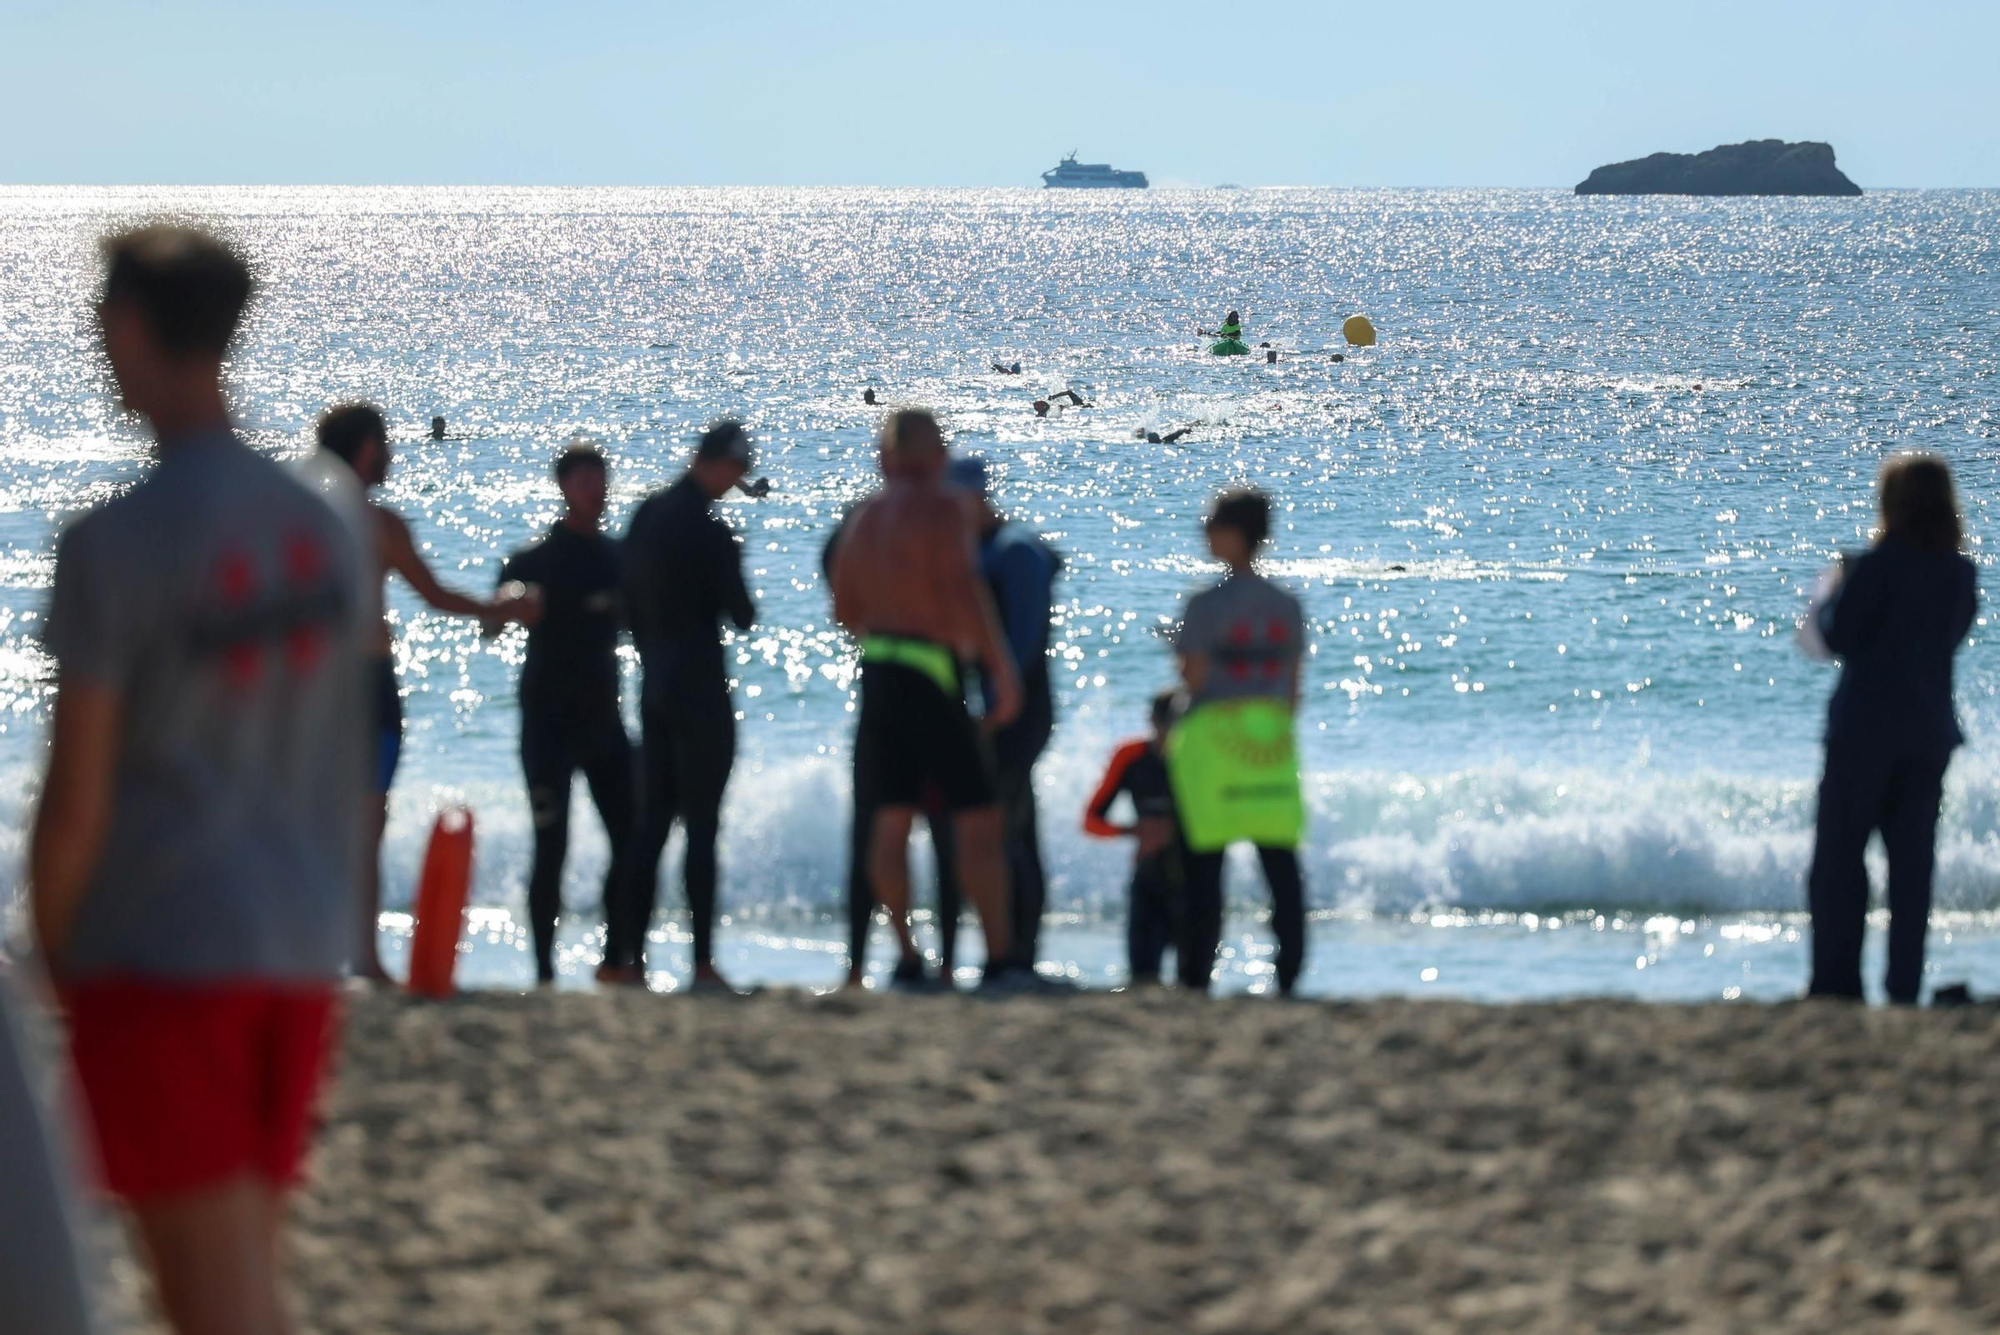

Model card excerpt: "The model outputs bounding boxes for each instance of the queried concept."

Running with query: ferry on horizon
[1041,151,1148,190]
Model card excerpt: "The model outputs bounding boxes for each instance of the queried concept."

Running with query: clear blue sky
[7,0,1995,187]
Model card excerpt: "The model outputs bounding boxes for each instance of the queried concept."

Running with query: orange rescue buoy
[406,807,475,999]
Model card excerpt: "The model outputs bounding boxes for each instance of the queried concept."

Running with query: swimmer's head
[1032,399,1051,417]
[691,418,753,497]
[878,407,945,479]
[863,389,878,405]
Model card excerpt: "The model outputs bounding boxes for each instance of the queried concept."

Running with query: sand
[92,990,2000,1333]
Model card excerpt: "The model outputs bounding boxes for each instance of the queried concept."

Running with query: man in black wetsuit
[499,442,636,987]
[623,420,758,992]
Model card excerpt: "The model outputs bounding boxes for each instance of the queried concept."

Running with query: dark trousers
[991,689,1053,966]
[624,696,735,971]
[1179,846,1306,995]
[1806,739,1952,1004]
[846,723,963,975]
[1128,848,1185,982]
[522,704,636,983]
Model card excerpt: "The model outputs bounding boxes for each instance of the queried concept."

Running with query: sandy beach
[79,989,2000,1333]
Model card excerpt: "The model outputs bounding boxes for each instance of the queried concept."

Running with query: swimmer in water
[1032,390,1091,417]
[863,389,880,406]
[1146,425,1198,445]
[992,362,1023,375]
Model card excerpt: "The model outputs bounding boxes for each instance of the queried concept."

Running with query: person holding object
[1170,489,1308,995]
[1804,452,1976,1004]
[831,408,1030,990]
[33,225,370,1335]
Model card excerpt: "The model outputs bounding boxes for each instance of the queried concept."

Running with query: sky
[5,0,1997,187]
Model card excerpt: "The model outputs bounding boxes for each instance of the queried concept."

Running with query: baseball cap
[946,455,989,498]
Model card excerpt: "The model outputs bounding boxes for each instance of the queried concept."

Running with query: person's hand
[488,582,543,632]
[983,662,1023,733]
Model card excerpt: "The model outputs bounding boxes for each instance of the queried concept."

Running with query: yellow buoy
[1342,314,1377,347]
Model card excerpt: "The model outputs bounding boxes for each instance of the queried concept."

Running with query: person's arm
[1084,741,1145,838]
[30,678,121,970]
[940,511,1020,727]
[828,511,868,635]
[1951,559,1978,646]
[710,518,756,632]
[993,543,1053,679]
[1818,550,1883,658]
[1175,593,1213,699]
[379,508,511,623]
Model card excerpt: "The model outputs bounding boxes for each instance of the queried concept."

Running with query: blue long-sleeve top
[1816,534,1977,752]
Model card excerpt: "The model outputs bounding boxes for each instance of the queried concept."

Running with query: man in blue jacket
[948,456,1061,971]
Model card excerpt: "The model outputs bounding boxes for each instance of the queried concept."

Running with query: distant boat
[1042,151,1148,190]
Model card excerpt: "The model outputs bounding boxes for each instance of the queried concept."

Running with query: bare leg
[356,797,391,983]
[869,806,922,966]
[131,1176,289,1335]
[951,804,1014,969]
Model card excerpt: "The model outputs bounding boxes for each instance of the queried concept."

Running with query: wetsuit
[624,475,754,974]
[500,523,635,983]
[1085,738,1184,982]
[972,521,1061,967]
[823,516,964,978]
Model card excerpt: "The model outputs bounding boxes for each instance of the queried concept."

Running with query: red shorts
[63,979,340,1202]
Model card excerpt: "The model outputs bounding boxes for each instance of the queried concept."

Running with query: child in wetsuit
[1083,691,1185,984]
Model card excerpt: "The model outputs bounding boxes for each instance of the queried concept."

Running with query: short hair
[695,419,753,466]
[317,403,388,464]
[879,408,944,460]
[555,441,608,482]
[1150,690,1178,731]
[99,225,253,359]
[1878,452,1963,555]
[1207,489,1271,547]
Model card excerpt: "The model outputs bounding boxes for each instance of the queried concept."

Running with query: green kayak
[1209,339,1250,356]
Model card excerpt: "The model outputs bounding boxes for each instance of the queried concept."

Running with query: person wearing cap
[498,442,637,987]
[620,421,759,991]
[947,455,1062,972]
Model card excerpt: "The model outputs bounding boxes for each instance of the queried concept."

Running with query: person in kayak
[1084,690,1186,985]
[830,408,1027,990]
[499,442,637,987]
[622,421,759,992]
[1201,310,1244,340]
[1171,489,1309,996]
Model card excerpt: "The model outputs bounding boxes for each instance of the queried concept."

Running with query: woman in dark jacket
[1807,452,1977,1003]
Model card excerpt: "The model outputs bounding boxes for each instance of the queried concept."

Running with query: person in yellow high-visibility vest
[1167,489,1308,995]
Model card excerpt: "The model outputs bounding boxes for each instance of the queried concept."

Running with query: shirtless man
[831,408,1029,989]
[316,403,537,981]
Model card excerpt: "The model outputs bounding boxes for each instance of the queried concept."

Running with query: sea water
[3,186,1997,1001]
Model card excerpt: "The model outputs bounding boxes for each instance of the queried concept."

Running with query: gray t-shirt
[1176,571,1306,705]
[44,429,369,981]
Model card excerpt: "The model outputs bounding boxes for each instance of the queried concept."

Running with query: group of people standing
[3,223,1984,1335]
